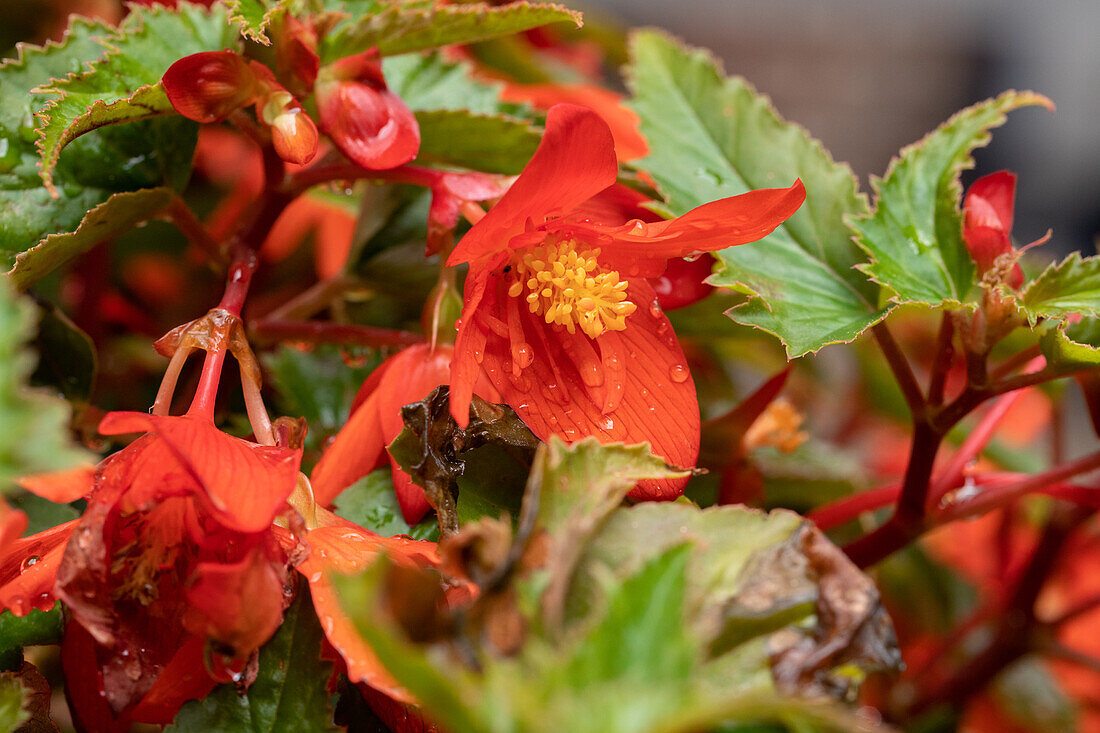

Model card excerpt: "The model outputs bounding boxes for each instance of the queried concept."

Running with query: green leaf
[383,52,506,115]
[168,579,338,732]
[29,298,96,403]
[6,492,81,535]
[262,344,381,458]
[1020,252,1100,323]
[331,469,438,541]
[0,674,28,731]
[0,606,64,671]
[0,277,94,492]
[851,90,1052,307]
[416,109,540,174]
[226,0,291,44]
[9,187,176,289]
[34,1,238,194]
[1040,317,1100,367]
[626,30,881,358]
[321,2,582,62]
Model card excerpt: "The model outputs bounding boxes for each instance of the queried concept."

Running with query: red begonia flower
[311,343,501,522]
[962,170,1024,289]
[22,411,304,717]
[500,82,649,162]
[447,104,804,499]
[315,49,420,170]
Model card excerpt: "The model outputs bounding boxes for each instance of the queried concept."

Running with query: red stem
[808,482,901,531]
[250,319,424,348]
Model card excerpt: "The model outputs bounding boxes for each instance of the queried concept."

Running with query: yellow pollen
[510,240,636,338]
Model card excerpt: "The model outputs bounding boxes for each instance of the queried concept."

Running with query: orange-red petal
[500,83,649,162]
[317,80,420,170]
[591,179,807,277]
[162,51,259,123]
[97,413,301,533]
[473,278,697,499]
[447,104,618,267]
[311,387,389,507]
[16,464,96,503]
[183,550,285,655]
[0,519,78,615]
[299,521,439,703]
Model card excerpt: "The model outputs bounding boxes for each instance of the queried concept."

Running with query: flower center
[506,240,636,339]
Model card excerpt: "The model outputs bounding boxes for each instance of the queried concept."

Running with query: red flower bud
[315,49,420,170]
[162,51,260,123]
[260,91,319,165]
[963,170,1024,289]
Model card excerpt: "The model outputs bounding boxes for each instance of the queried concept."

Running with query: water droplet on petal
[600,417,614,430]
[668,364,689,383]
[20,556,40,572]
[515,343,534,368]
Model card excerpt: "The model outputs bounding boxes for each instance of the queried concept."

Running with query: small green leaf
[226,0,291,44]
[626,30,881,357]
[322,2,582,62]
[168,579,338,732]
[9,187,176,289]
[1040,317,1100,367]
[0,278,94,492]
[851,90,1052,307]
[0,605,64,671]
[34,1,238,194]
[416,109,540,174]
[1020,252,1100,323]
[332,469,438,541]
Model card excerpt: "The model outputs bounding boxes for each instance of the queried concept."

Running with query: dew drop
[515,342,534,368]
[473,346,484,364]
[20,556,40,572]
[600,417,614,430]
[668,364,689,383]
[648,300,662,318]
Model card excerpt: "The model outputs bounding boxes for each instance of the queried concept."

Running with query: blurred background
[580,0,1100,257]
[4,0,1098,255]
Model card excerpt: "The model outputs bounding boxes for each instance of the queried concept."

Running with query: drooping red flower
[962,170,1024,289]
[314,48,420,170]
[447,104,805,499]
[162,51,318,164]
[311,342,501,523]
[0,411,303,724]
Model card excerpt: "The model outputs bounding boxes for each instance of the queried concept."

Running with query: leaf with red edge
[34,2,238,195]
[321,2,582,62]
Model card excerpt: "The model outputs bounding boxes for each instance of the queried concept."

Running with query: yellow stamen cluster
[506,240,636,339]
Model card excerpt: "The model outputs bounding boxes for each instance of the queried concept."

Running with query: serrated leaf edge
[32,1,230,197]
[1019,251,1100,324]
[848,89,1053,308]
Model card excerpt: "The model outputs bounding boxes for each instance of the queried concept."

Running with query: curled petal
[592,179,807,277]
[650,254,716,310]
[162,51,259,123]
[16,464,96,503]
[317,80,419,170]
[183,550,286,656]
[0,498,27,549]
[310,386,389,507]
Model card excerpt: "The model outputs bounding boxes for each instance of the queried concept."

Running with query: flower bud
[162,51,260,123]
